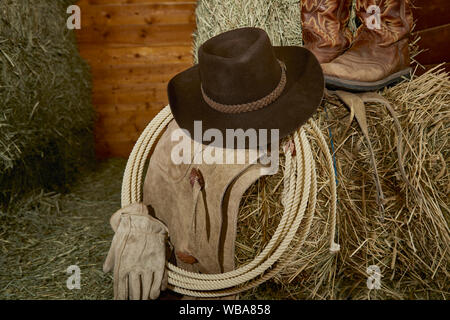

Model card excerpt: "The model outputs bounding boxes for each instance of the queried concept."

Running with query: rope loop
[121,105,338,297]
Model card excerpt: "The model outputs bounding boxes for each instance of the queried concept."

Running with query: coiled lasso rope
[121,105,339,298]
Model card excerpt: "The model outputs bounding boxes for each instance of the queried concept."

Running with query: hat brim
[168,46,324,148]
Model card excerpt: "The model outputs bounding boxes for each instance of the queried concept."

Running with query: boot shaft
[301,0,353,63]
[301,0,353,47]
[355,0,413,46]
[321,0,413,89]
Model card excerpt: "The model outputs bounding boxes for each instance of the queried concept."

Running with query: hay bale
[193,0,358,61]
[0,0,95,203]
[194,0,450,299]
[193,0,303,61]
[237,68,450,299]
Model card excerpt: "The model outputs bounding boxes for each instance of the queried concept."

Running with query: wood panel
[414,23,450,73]
[92,84,167,105]
[77,24,195,46]
[421,62,450,73]
[88,0,194,4]
[95,138,141,159]
[79,3,195,26]
[411,1,450,73]
[76,0,196,157]
[412,0,450,31]
[78,45,193,65]
[91,63,192,89]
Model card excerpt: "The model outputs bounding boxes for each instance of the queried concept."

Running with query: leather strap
[201,60,287,114]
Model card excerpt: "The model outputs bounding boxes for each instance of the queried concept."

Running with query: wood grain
[97,109,158,133]
[76,0,195,157]
[78,45,193,65]
[76,23,195,46]
[414,62,450,76]
[79,3,196,26]
[91,63,191,86]
[95,101,167,113]
[95,138,140,158]
[414,23,450,65]
[87,0,196,5]
[92,84,167,105]
[412,0,450,31]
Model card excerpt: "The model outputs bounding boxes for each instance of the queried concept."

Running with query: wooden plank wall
[76,0,196,158]
[412,0,450,73]
[75,0,448,158]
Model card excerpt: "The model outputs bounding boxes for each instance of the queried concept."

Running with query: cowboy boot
[301,0,353,63]
[322,0,413,91]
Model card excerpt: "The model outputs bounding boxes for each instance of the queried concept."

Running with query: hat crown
[198,28,282,106]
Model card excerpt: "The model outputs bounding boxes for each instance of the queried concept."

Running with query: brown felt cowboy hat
[168,27,324,147]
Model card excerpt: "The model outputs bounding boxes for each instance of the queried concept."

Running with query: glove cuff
[120,214,169,236]
[110,203,168,235]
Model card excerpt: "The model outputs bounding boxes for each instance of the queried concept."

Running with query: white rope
[121,105,338,297]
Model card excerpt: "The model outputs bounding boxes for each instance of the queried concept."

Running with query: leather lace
[201,60,287,114]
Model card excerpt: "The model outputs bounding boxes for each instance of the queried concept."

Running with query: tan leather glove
[103,203,169,300]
